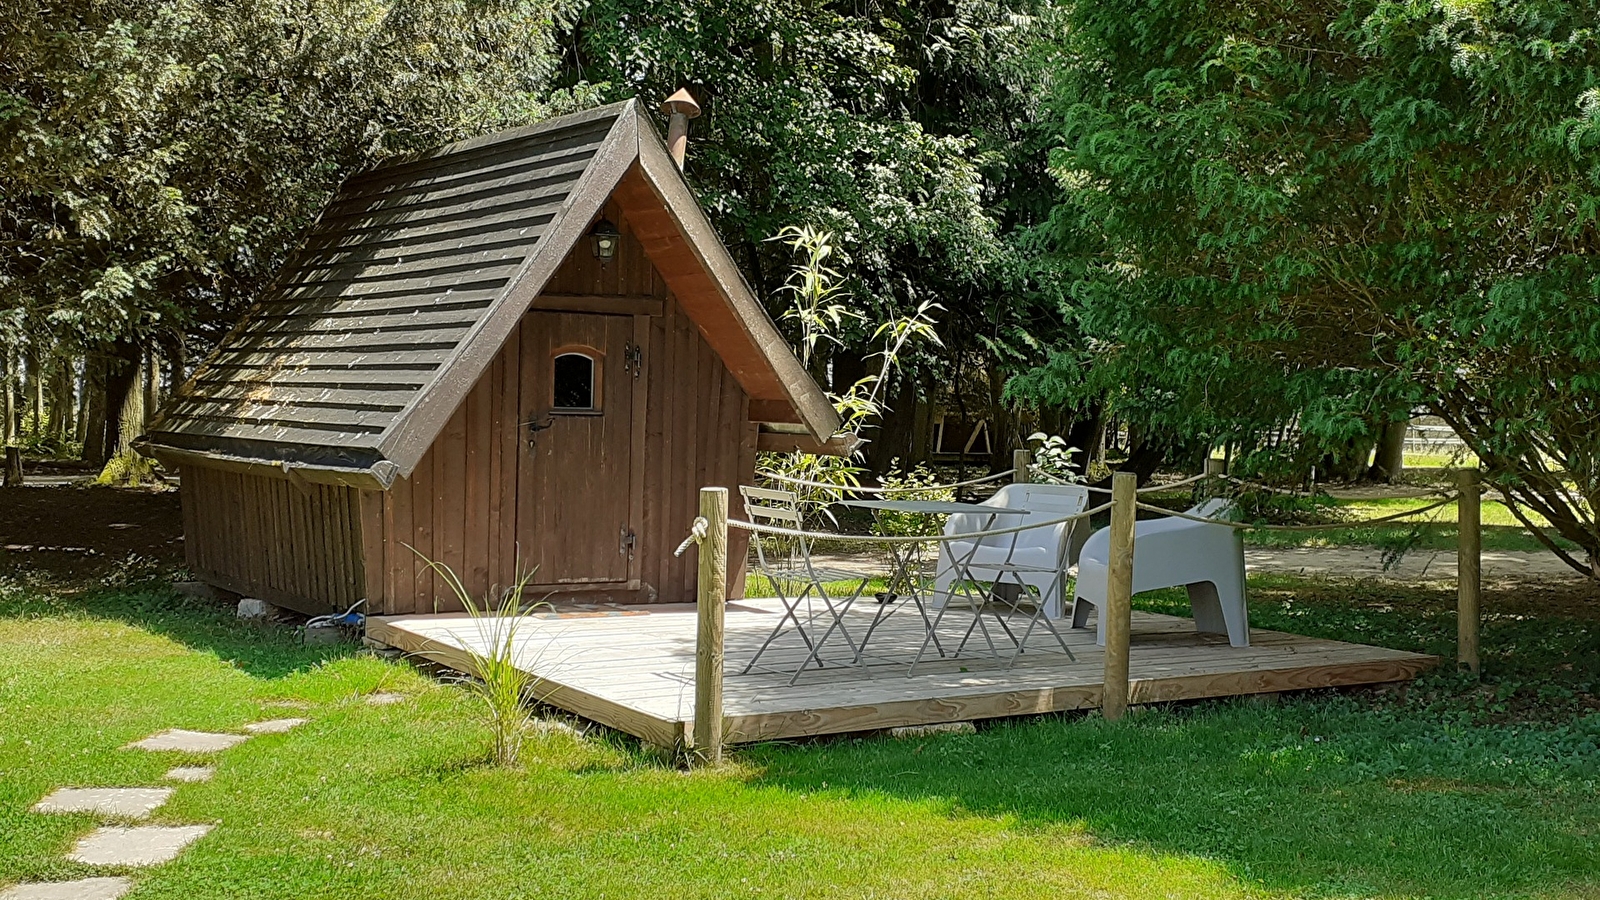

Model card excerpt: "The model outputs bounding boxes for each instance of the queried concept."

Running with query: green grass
[3,570,1599,899]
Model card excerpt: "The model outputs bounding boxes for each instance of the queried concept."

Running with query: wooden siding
[639,294,756,602]
[180,464,366,614]
[357,206,754,614]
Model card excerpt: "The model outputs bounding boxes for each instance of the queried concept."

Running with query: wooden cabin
[139,100,841,615]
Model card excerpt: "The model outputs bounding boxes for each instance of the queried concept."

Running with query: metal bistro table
[837,499,1032,671]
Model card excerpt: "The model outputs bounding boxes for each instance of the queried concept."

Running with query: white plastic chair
[1071,497,1249,647]
[934,483,1091,620]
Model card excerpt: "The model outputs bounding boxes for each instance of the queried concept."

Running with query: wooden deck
[369,599,1437,748]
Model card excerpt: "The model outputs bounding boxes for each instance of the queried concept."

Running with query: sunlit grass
[1242,496,1577,553]
[2,574,1596,899]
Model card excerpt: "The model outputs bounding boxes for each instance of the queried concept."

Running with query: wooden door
[517,311,639,586]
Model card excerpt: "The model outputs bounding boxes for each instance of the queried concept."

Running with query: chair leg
[1186,579,1249,647]
[1070,596,1094,631]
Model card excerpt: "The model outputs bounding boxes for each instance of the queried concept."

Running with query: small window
[552,352,597,412]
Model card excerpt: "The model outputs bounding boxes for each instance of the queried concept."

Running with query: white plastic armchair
[934,483,1091,619]
[1071,497,1249,647]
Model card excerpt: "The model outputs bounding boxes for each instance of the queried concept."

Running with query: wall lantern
[590,219,620,260]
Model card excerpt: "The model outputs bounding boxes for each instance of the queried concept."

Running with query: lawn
[1128,490,1578,557]
[2,567,1598,899]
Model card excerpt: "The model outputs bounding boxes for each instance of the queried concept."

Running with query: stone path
[33,789,172,820]
[3,718,305,899]
[126,729,248,753]
[0,877,132,900]
[67,826,213,867]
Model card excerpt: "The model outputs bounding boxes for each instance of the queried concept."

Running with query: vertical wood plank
[439,402,468,610]
[485,352,505,598]
[694,486,728,765]
[388,476,415,615]
[1103,472,1137,721]
[499,323,522,588]
[627,315,650,587]
[411,447,435,612]
[359,489,385,611]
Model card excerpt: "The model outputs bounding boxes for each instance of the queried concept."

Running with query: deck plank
[370,599,1436,749]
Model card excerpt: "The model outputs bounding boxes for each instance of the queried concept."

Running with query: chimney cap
[661,88,702,119]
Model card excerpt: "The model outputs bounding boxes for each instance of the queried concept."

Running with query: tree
[1025,0,1600,573]
[559,0,1068,468]
[0,0,574,473]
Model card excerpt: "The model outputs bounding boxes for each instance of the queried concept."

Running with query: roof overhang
[135,439,398,491]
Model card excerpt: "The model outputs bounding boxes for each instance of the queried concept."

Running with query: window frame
[549,347,603,415]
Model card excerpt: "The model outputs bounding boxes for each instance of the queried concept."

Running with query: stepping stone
[33,787,173,820]
[364,692,404,706]
[127,729,247,753]
[0,877,133,900]
[68,825,213,867]
[243,718,305,735]
[163,766,214,783]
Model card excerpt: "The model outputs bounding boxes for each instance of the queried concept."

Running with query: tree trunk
[143,347,162,425]
[97,343,152,484]
[908,393,932,467]
[863,378,918,474]
[81,356,110,465]
[25,347,43,438]
[51,356,74,443]
[986,364,1016,473]
[1,348,15,445]
[1369,419,1408,482]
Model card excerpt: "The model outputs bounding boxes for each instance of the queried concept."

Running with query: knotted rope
[673,516,710,557]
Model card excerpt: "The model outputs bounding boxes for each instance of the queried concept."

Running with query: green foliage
[868,462,955,537]
[1025,432,1085,484]
[1025,0,1600,571]
[562,0,1064,394]
[771,226,862,373]
[416,553,547,768]
[0,0,574,357]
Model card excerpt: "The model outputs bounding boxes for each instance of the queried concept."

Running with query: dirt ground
[0,483,185,576]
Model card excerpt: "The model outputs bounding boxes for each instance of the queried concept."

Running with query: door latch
[525,415,554,451]
[622,342,642,378]
[619,527,637,559]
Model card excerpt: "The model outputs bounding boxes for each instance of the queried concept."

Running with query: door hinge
[623,341,643,378]
[619,527,637,559]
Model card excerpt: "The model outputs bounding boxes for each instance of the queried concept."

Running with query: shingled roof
[142,100,840,488]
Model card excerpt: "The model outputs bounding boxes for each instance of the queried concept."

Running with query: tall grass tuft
[413,550,544,767]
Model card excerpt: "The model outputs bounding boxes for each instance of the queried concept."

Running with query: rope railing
[756,467,1018,494]
[1046,470,1215,495]
[719,500,1116,545]
[1132,494,1460,531]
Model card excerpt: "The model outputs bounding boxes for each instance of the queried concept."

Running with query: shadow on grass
[0,568,361,679]
[747,696,1600,899]
[746,576,1600,898]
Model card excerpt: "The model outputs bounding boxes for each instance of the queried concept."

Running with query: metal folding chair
[738,486,873,682]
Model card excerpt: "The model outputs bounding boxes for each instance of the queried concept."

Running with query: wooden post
[1102,471,1137,720]
[1013,448,1030,484]
[694,486,728,764]
[1457,467,1481,675]
[1204,456,1225,479]
[2,446,21,488]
